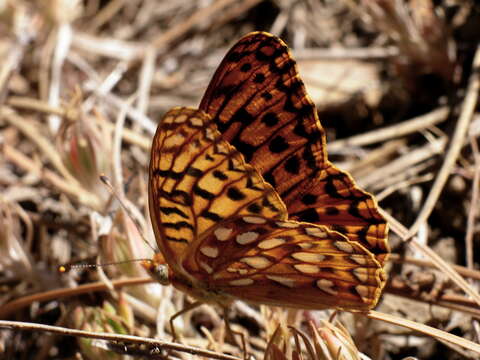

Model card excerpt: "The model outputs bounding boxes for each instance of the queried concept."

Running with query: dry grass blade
[465,136,480,269]
[0,320,242,360]
[384,210,480,306]
[0,277,152,319]
[367,311,480,354]
[406,45,480,239]
[2,108,77,183]
[150,0,262,53]
[329,106,449,152]
[2,144,101,209]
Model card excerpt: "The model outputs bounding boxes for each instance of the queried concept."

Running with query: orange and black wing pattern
[199,32,389,266]
[148,107,385,310]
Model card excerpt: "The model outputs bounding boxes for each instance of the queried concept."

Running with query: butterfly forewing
[199,32,389,266]
[149,107,287,278]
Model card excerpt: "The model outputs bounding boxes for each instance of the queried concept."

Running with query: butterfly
[147,32,389,317]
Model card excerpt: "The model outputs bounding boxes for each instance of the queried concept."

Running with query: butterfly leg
[169,301,203,343]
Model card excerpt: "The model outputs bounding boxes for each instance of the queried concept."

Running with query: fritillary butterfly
[147,32,389,314]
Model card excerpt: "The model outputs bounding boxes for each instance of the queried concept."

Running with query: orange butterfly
[147,32,389,317]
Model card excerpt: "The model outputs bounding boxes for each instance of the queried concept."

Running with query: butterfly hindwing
[199,32,327,195]
[185,215,384,311]
[286,165,389,265]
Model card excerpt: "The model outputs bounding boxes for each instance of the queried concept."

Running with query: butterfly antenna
[99,174,157,253]
[59,258,153,273]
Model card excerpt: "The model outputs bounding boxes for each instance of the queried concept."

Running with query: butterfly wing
[199,32,327,194]
[199,32,389,264]
[284,166,389,265]
[184,216,385,311]
[149,107,385,310]
[149,107,287,280]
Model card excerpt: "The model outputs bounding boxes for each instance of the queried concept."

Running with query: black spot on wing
[227,187,246,201]
[186,167,203,177]
[284,155,300,174]
[154,167,202,180]
[153,169,182,180]
[269,136,289,153]
[200,210,223,222]
[301,193,317,205]
[230,139,256,163]
[231,107,254,126]
[332,224,347,234]
[163,221,194,231]
[247,203,262,214]
[240,63,252,72]
[261,92,273,101]
[166,236,189,244]
[355,226,370,245]
[302,142,318,169]
[227,50,245,63]
[160,189,192,206]
[263,172,276,188]
[253,73,266,83]
[213,170,228,180]
[193,185,215,200]
[261,112,279,127]
[159,207,189,219]
[293,208,320,223]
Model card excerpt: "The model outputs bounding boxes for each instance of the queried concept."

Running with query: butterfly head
[142,253,170,286]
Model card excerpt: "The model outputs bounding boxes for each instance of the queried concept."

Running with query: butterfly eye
[142,260,170,286]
